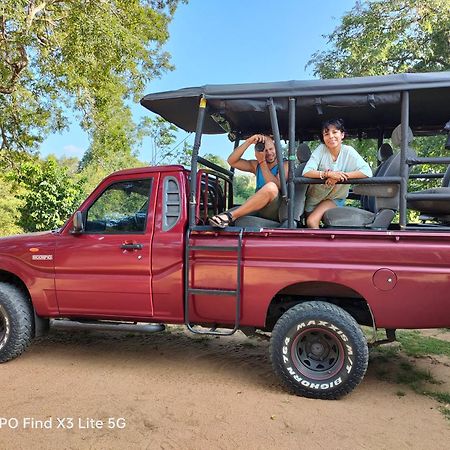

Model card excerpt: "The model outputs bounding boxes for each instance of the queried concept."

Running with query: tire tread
[270,301,369,400]
[0,282,33,363]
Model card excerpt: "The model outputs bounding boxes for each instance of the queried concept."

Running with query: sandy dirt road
[1,325,449,450]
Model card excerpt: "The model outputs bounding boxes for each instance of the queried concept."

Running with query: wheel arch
[0,269,48,337]
[264,280,375,332]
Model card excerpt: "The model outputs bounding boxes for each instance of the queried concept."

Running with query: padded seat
[407,165,450,218]
[234,216,280,228]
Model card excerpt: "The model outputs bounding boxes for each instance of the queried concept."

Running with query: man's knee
[262,182,279,201]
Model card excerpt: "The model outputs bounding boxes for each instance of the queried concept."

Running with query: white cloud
[62,144,84,157]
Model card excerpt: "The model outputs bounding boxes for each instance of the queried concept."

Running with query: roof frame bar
[288,97,296,227]
[399,91,410,229]
[267,98,288,199]
[189,97,207,227]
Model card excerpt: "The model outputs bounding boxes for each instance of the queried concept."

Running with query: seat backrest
[377,143,394,165]
[372,147,416,211]
[296,143,312,165]
[391,124,414,148]
[371,124,414,211]
[362,143,394,211]
[355,122,416,214]
[442,165,450,187]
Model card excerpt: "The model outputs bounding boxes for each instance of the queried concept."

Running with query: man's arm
[257,155,288,189]
[227,134,265,173]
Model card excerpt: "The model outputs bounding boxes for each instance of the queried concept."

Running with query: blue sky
[40,0,356,162]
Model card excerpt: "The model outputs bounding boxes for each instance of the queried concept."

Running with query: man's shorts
[256,193,282,221]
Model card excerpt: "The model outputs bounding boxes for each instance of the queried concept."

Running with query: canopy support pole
[230,138,240,176]
[399,91,409,230]
[267,98,288,199]
[228,138,240,209]
[189,96,207,228]
[288,97,296,228]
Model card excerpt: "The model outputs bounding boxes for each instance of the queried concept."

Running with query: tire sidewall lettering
[284,319,354,391]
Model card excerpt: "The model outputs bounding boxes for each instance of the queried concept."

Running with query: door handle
[120,243,144,250]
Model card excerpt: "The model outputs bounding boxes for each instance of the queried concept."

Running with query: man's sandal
[209,211,233,228]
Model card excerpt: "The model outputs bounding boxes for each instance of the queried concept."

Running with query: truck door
[55,174,158,318]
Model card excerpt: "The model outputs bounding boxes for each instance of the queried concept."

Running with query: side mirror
[71,211,84,234]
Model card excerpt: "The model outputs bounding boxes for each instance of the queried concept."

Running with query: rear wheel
[0,283,33,363]
[270,301,368,399]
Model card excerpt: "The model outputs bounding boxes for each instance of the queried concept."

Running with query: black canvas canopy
[141,72,450,140]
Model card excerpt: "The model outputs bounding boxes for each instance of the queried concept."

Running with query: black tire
[0,282,34,363]
[270,301,368,400]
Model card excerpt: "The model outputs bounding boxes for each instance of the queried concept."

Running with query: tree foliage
[140,116,178,165]
[233,174,255,204]
[0,175,24,236]
[308,0,450,78]
[14,156,85,232]
[0,0,182,164]
[308,0,450,195]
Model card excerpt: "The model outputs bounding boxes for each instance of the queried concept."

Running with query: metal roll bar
[189,96,207,227]
[288,97,296,228]
[189,90,448,231]
[267,98,288,199]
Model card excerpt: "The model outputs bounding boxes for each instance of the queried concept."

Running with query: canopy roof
[140,72,450,140]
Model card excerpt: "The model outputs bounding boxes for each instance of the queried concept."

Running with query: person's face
[264,139,277,163]
[322,125,344,151]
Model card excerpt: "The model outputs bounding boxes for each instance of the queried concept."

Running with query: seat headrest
[296,143,311,163]
[377,143,393,163]
[442,165,450,187]
[391,124,414,148]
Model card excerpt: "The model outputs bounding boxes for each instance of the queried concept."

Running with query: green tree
[14,157,85,232]
[308,0,449,193]
[308,0,450,78]
[233,174,255,204]
[0,175,24,236]
[140,116,178,165]
[0,0,182,167]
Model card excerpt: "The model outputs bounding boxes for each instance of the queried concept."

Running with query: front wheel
[0,283,34,363]
[270,301,368,400]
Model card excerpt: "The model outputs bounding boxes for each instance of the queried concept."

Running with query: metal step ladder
[184,228,243,336]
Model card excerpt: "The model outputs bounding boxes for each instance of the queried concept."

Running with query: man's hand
[227,134,267,174]
[326,171,348,185]
[255,149,266,164]
[247,134,266,145]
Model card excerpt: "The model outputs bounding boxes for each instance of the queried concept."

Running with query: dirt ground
[1,325,449,450]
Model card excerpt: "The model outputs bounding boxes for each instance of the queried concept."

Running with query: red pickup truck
[1,72,450,400]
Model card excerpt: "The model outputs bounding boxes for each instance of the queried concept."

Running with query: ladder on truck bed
[184,228,243,336]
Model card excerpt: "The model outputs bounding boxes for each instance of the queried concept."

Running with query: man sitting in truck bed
[209,134,289,228]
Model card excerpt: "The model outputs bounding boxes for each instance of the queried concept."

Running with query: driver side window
[85,179,152,233]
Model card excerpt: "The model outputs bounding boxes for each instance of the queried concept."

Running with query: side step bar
[50,319,165,333]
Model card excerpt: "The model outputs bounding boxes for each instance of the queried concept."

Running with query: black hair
[319,118,346,143]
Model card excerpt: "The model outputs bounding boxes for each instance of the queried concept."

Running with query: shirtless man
[209,134,288,228]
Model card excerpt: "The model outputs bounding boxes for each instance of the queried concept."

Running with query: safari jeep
[1,72,450,399]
